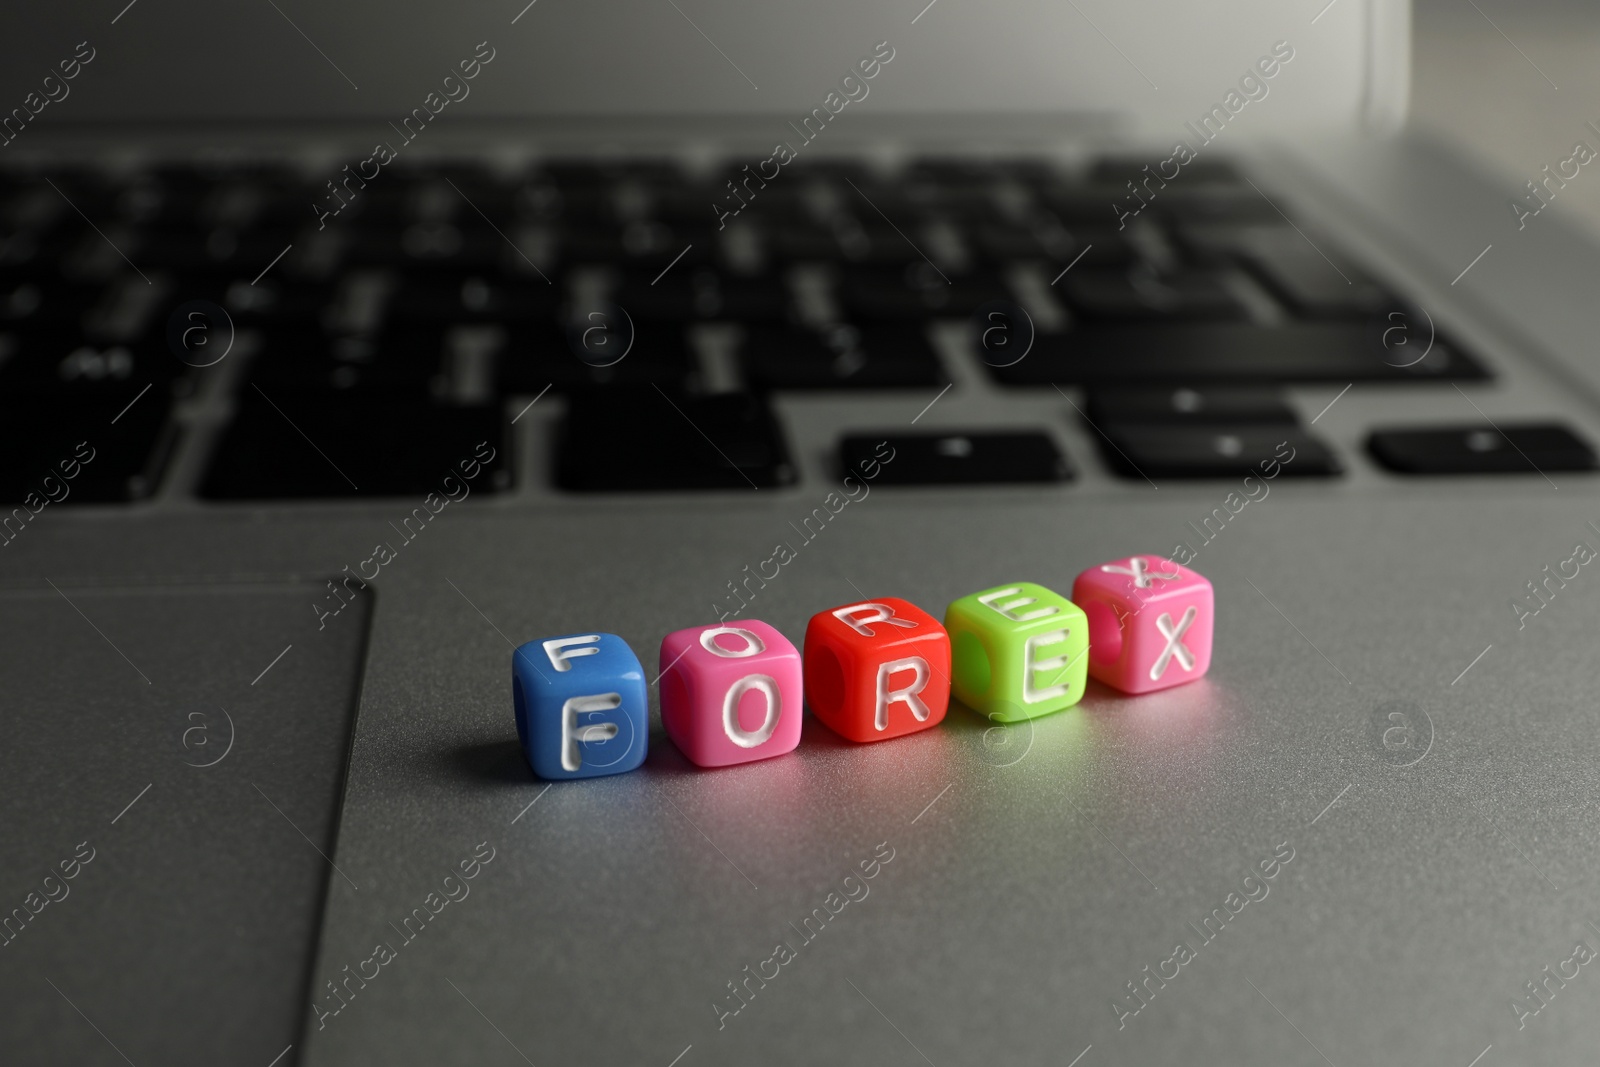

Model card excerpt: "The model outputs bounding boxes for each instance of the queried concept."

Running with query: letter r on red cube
[803,597,950,743]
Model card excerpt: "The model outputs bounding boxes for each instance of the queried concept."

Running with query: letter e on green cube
[944,582,1088,722]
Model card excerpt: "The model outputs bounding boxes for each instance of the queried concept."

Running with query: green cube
[944,582,1089,722]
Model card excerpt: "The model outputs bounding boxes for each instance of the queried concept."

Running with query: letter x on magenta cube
[658,621,803,768]
[1073,556,1213,694]
[803,597,950,743]
[512,633,648,779]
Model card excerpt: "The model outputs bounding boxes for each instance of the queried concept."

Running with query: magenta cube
[1073,556,1214,694]
[658,620,804,768]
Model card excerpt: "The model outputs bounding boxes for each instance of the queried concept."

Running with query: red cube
[803,597,950,743]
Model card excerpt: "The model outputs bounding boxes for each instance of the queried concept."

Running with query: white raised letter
[875,657,931,730]
[700,626,764,658]
[1100,557,1180,589]
[1023,630,1073,703]
[833,602,918,637]
[561,693,621,771]
[1150,607,1197,680]
[977,587,1062,629]
[544,634,602,672]
[723,674,782,747]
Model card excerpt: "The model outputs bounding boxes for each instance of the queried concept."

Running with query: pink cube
[659,621,804,768]
[1073,556,1214,694]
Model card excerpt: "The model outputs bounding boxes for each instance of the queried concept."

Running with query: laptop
[4,0,1598,1063]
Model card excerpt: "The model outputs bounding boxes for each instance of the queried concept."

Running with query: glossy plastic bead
[512,632,648,779]
[945,582,1088,721]
[659,621,803,768]
[1073,556,1213,694]
[803,597,950,743]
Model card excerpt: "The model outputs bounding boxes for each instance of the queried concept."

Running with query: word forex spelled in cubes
[803,598,951,743]
[1073,556,1213,694]
[659,622,803,768]
[512,633,649,779]
[945,582,1088,722]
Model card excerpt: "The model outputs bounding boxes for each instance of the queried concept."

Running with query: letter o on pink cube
[1073,556,1214,694]
[659,621,803,768]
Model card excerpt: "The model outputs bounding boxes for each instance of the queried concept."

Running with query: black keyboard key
[0,390,175,504]
[711,189,812,227]
[1251,260,1394,319]
[772,213,939,267]
[10,172,116,225]
[988,323,1489,385]
[1100,425,1339,479]
[1090,158,1241,186]
[1153,186,1284,224]
[110,178,192,228]
[783,161,872,185]
[248,328,450,395]
[0,228,64,276]
[500,321,696,393]
[1036,186,1145,225]
[214,277,328,324]
[835,220,939,266]
[1087,162,1276,226]
[558,221,711,269]
[1179,225,1393,317]
[613,269,790,321]
[1367,423,1598,475]
[739,323,944,390]
[879,183,1004,224]
[545,159,684,189]
[387,272,558,323]
[554,388,795,491]
[765,223,838,261]
[201,392,509,499]
[840,431,1070,485]
[835,266,1010,320]
[1059,267,1247,321]
[1086,387,1297,427]
[198,173,317,231]
[970,223,1138,266]
[0,277,106,326]
[905,159,1004,185]
[967,224,1049,262]
[517,182,613,225]
[0,332,181,396]
[343,222,508,270]
[640,183,716,224]
[131,227,297,273]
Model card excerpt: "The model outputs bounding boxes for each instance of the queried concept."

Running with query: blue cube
[513,632,648,779]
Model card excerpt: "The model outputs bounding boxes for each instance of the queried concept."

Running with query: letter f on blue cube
[513,633,648,779]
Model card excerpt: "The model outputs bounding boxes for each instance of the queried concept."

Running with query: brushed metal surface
[287,491,1600,1067]
[0,582,370,1067]
[0,0,1383,134]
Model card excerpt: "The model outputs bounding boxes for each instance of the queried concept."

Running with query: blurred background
[1415,0,1600,233]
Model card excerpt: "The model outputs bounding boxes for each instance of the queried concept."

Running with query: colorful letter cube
[1073,556,1213,694]
[512,632,648,779]
[803,597,950,743]
[659,621,803,768]
[944,582,1088,721]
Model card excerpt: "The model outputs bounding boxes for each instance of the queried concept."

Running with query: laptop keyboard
[0,155,1590,501]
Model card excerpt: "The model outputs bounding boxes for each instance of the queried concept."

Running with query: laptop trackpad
[0,580,369,1067]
